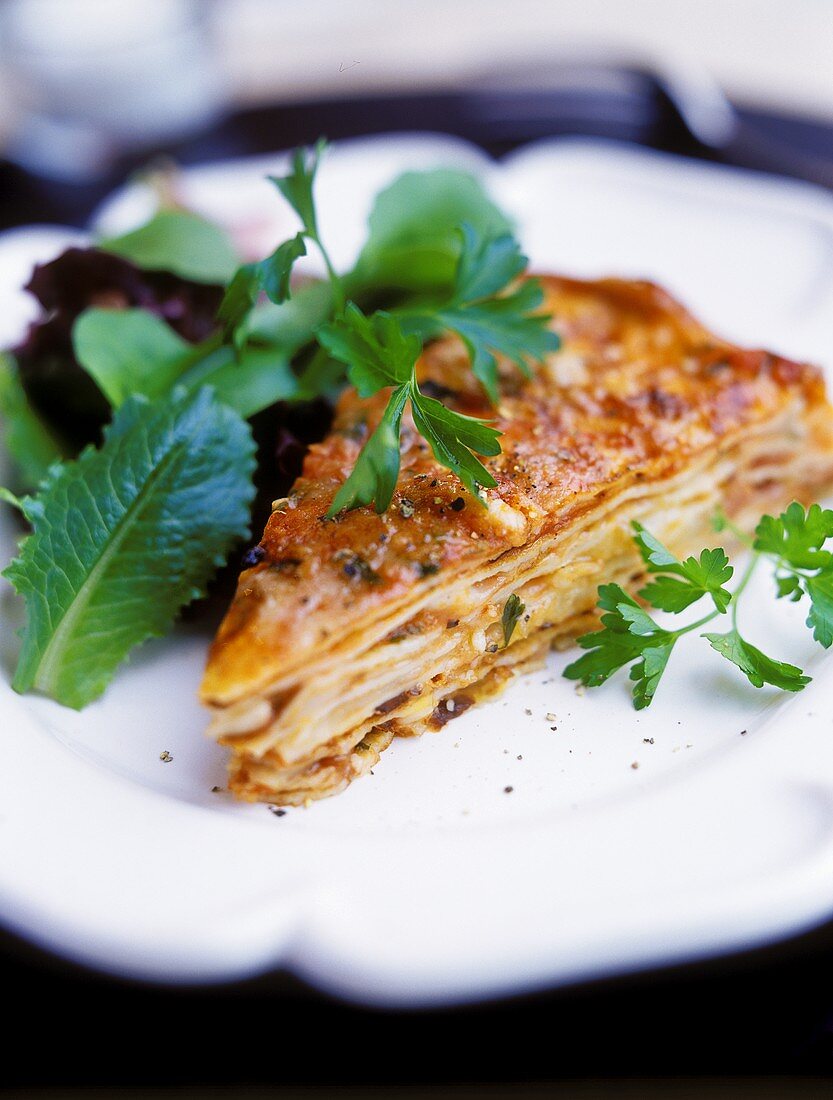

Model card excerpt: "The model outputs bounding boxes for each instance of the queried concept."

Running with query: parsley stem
[717,512,755,549]
[766,554,815,580]
[310,234,345,315]
[673,608,722,637]
[729,553,759,629]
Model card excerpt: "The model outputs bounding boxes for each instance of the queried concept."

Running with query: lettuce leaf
[4,387,256,708]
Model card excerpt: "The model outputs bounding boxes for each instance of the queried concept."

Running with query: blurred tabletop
[215,0,833,122]
[3,0,832,135]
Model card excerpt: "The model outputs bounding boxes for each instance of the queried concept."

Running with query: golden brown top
[201,275,829,705]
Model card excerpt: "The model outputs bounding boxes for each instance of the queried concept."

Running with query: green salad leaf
[100,210,240,284]
[266,140,345,311]
[3,388,255,708]
[73,308,191,406]
[73,308,299,421]
[0,354,65,490]
[177,343,299,420]
[351,169,513,294]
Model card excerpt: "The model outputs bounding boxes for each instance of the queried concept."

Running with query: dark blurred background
[2,0,833,1090]
[1,0,832,230]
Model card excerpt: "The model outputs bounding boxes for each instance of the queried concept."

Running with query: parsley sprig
[741,502,833,647]
[396,223,560,403]
[269,140,345,311]
[216,140,336,347]
[318,305,501,513]
[564,505,831,708]
[215,141,556,513]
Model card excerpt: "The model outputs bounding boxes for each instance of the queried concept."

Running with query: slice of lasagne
[201,276,833,804]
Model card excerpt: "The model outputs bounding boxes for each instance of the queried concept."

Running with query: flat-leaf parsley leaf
[565,503,831,709]
[501,593,526,646]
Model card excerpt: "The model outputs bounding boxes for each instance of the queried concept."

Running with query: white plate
[3,135,833,1007]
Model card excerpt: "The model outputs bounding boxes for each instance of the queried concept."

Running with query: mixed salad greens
[0,141,556,708]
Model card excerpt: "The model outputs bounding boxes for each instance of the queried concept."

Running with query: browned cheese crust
[201,276,833,804]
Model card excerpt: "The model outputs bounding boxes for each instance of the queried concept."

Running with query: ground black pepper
[241,545,267,568]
